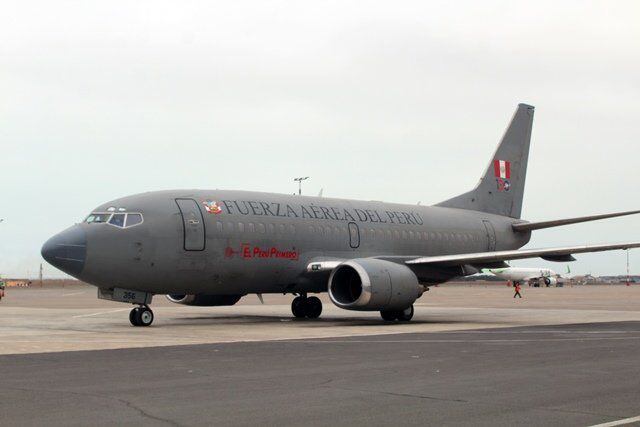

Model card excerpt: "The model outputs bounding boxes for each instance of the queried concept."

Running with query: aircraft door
[175,199,206,251]
[348,222,360,249]
[482,220,496,251]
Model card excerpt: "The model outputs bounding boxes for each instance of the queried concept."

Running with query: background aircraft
[41,104,640,326]
[483,265,572,286]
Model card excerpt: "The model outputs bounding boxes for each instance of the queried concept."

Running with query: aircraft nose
[41,226,87,275]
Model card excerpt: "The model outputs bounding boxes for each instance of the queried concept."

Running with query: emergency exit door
[176,199,206,251]
[348,222,360,248]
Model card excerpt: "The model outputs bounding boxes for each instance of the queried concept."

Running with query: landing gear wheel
[305,296,322,319]
[291,296,306,318]
[129,307,141,326]
[136,306,154,327]
[380,310,398,321]
[397,305,414,322]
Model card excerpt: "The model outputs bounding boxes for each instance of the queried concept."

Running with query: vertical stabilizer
[435,103,534,218]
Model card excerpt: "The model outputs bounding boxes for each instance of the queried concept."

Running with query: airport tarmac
[1,284,640,426]
[2,283,640,355]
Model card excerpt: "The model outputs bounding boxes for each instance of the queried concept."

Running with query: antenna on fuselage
[294,177,310,195]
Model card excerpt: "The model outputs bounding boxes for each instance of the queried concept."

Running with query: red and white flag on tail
[493,160,511,179]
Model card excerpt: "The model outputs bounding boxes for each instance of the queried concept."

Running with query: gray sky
[2,1,639,278]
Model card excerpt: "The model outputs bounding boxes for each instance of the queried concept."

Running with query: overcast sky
[2,1,640,278]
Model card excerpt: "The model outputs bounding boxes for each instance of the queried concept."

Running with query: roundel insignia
[203,200,222,214]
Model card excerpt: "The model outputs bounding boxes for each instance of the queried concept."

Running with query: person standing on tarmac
[514,282,522,298]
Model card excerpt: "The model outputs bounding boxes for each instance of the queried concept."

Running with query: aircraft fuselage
[44,189,531,296]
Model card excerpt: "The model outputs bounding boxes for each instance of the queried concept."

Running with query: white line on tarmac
[289,336,640,344]
[589,415,640,427]
[73,308,129,318]
[62,291,85,297]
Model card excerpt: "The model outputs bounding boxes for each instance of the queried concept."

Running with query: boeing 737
[41,104,640,326]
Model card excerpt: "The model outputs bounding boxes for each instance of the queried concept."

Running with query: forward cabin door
[482,220,496,251]
[175,199,206,251]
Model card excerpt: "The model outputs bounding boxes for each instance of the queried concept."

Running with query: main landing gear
[129,305,154,327]
[291,295,322,319]
[380,305,414,322]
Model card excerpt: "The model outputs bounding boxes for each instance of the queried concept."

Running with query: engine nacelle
[166,294,243,306]
[543,277,557,286]
[328,258,423,311]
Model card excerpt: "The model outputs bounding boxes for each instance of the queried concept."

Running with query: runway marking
[62,291,85,297]
[288,336,640,344]
[73,308,129,318]
[589,415,640,426]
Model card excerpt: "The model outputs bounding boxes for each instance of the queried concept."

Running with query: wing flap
[406,242,640,267]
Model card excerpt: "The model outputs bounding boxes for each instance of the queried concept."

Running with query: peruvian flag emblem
[493,160,511,179]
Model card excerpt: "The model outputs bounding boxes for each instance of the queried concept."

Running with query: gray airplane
[42,104,640,326]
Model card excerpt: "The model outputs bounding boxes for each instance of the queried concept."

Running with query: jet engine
[543,277,557,286]
[166,294,243,306]
[328,258,424,311]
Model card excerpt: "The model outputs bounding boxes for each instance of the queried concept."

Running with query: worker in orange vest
[513,282,522,298]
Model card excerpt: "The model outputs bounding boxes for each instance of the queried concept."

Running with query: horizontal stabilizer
[512,210,640,232]
[406,242,640,267]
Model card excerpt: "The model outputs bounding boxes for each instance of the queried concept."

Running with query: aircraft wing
[405,242,640,267]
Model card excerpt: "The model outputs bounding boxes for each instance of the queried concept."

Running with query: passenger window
[402,231,407,240]
[248,223,255,233]
[258,223,265,233]
[125,213,142,227]
[109,213,125,227]
[409,231,414,239]
[238,222,245,232]
[393,230,400,239]
[225,222,234,232]
[278,224,285,234]
[268,223,275,233]
[288,225,295,234]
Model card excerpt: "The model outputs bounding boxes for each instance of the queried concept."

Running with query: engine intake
[166,294,243,306]
[328,258,423,311]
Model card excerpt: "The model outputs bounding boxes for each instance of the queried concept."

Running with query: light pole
[294,177,309,195]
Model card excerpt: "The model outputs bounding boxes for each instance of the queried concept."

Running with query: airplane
[482,265,572,286]
[41,104,640,326]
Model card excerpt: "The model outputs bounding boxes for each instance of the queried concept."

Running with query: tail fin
[436,103,534,218]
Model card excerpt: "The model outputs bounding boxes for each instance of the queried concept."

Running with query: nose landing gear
[129,305,154,327]
[291,295,323,319]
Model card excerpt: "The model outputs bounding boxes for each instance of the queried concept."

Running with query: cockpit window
[125,213,143,227]
[85,213,112,223]
[109,213,126,227]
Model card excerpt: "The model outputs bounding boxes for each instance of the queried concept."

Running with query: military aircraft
[42,104,640,326]
[483,265,571,286]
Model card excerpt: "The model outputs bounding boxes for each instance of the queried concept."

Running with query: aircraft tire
[291,296,306,318]
[129,307,141,326]
[136,307,154,327]
[305,297,322,319]
[397,305,414,322]
[380,310,398,321]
